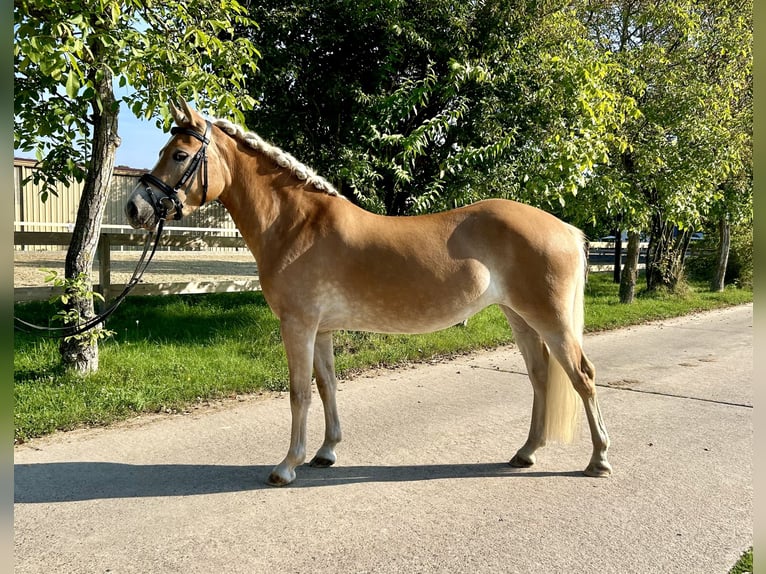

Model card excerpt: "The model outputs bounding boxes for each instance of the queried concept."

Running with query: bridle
[14,121,214,338]
[138,120,212,221]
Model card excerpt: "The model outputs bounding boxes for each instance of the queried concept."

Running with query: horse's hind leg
[543,331,612,477]
[309,331,342,468]
[502,306,550,468]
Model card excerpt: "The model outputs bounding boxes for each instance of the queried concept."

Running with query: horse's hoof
[266,468,296,487]
[584,461,612,477]
[508,454,535,468]
[309,455,336,468]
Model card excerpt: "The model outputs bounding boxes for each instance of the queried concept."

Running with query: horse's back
[336,197,584,277]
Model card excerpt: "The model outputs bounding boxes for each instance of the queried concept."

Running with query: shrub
[685,221,752,289]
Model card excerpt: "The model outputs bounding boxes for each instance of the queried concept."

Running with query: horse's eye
[173,151,189,162]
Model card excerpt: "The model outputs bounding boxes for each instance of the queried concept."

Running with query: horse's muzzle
[125,186,160,231]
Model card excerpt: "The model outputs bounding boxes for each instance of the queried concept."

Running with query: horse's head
[125,100,228,230]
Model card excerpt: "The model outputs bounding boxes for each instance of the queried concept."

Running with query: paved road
[14,305,752,574]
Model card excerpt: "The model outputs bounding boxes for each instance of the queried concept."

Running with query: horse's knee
[290,380,312,401]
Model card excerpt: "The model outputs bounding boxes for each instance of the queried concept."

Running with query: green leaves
[243,1,649,215]
[15,0,260,190]
[574,0,752,234]
[64,70,80,98]
[43,270,114,345]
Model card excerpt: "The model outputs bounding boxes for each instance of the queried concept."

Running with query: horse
[125,100,611,486]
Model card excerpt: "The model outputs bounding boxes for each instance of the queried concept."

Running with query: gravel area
[14,249,259,288]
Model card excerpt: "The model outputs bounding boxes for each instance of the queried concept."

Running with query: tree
[242,0,635,216]
[15,0,259,372]
[699,1,753,292]
[577,0,752,294]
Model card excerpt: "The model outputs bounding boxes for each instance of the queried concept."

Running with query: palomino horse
[126,101,611,486]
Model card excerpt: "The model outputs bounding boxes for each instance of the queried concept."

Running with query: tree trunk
[59,65,120,373]
[711,216,731,292]
[619,230,641,303]
[612,227,622,283]
[646,211,691,292]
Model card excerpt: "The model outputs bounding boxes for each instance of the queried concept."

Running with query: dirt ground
[14,249,259,288]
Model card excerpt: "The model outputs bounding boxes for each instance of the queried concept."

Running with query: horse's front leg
[309,331,342,468]
[267,319,317,487]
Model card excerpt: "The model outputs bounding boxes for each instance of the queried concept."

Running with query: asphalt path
[14,304,752,574]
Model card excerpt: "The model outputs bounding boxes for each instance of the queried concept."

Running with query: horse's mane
[211,117,341,197]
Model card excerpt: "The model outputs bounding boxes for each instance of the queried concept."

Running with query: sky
[14,83,175,171]
[114,110,170,170]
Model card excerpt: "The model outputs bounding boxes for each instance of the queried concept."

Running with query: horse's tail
[543,225,586,443]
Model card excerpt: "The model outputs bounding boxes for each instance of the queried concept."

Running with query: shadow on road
[15,461,584,503]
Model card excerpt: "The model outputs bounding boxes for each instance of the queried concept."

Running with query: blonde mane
[211,117,341,197]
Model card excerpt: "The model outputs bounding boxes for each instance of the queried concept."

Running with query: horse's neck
[218,157,312,270]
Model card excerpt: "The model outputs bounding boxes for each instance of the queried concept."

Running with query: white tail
[542,228,586,443]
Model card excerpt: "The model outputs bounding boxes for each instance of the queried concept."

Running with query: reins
[14,220,166,338]
[15,120,213,339]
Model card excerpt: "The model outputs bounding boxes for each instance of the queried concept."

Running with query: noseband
[138,120,212,221]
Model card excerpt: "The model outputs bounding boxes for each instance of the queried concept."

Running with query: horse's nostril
[126,201,138,221]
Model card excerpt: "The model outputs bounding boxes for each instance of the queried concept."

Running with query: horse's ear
[171,99,207,132]
[169,99,188,125]
[180,100,196,123]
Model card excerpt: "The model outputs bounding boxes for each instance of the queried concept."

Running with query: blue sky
[15,108,169,170]
[114,111,170,170]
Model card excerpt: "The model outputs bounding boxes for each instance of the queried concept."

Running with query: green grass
[14,273,752,443]
[729,547,752,574]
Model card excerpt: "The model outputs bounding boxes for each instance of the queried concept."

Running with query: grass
[729,547,753,574]
[14,273,752,443]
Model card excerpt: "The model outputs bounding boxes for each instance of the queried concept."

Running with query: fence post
[96,234,111,309]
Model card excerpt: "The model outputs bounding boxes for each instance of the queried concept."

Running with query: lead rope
[14,220,166,338]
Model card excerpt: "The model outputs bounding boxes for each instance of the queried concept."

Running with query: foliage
[688,218,753,289]
[14,277,751,442]
[573,0,752,289]
[240,0,751,294]
[727,220,753,289]
[728,547,752,574]
[15,0,261,372]
[42,269,115,346]
[14,0,260,199]
[580,0,751,221]
[242,0,636,215]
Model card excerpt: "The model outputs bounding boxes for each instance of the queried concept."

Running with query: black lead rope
[16,121,212,339]
[14,220,166,338]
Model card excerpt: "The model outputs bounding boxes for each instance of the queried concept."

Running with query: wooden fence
[14,157,239,250]
[14,230,259,303]
[14,229,647,303]
[14,156,254,302]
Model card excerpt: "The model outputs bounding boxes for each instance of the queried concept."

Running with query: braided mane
[211,117,341,197]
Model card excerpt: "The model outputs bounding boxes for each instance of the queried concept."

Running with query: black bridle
[14,121,213,338]
[138,120,212,221]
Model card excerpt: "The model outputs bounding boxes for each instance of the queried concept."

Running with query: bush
[727,221,753,289]
[685,221,752,289]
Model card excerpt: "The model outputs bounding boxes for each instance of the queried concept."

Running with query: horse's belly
[317,264,500,334]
